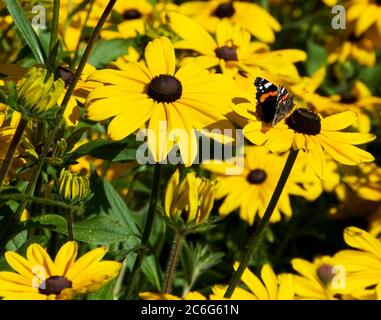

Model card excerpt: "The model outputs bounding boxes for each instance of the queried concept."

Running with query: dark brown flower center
[215,46,238,61]
[123,9,142,20]
[213,2,235,18]
[317,264,335,286]
[58,66,74,89]
[39,276,72,295]
[147,74,183,103]
[247,169,267,184]
[285,108,321,135]
[340,92,358,104]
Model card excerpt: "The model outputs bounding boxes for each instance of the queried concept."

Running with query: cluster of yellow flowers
[0,0,380,300]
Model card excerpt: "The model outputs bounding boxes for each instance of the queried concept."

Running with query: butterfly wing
[254,77,279,124]
[272,86,294,126]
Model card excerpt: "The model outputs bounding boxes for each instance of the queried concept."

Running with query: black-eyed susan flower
[333,226,381,299]
[327,31,378,67]
[85,36,237,164]
[0,241,121,300]
[328,81,381,133]
[165,169,218,228]
[202,146,303,224]
[291,257,342,300]
[166,12,305,80]
[178,0,281,43]
[210,263,294,300]
[264,109,376,179]
[101,0,154,39]
[338,163,381,202]
[347,0,381,38]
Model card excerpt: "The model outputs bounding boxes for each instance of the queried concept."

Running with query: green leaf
[359,64,381,93]
[87,173,163,290]
[4,0,47,64]
[34,214,131,245]
[88,39,131,68]
[87,279,116,300]
[0,235,48,271]
[306,40,327,75]
[64,139,137,163]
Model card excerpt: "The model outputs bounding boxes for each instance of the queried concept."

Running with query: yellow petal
[54,242,78,276]
[343,227,381,259]
[66,247,107,281]
[108,98,155,141]
[4,252,35,280]
[261,264,278,300]
[145,37,176,76]
[320,111,357,131]
[26,244,56,277]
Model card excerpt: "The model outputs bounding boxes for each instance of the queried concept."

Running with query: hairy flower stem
[67,209,74,241]
[163,232,183,294]
[125,163,163,299]
[0,118,28,185]
[224,149,299,298]
[49,0,60,54]
[0,0,117,249]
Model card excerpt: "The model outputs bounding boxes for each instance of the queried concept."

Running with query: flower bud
[164,169,218,226]
[57,169,90,203]
[15,67,64,117]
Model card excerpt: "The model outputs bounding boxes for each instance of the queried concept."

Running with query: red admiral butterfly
[254,77,294,127]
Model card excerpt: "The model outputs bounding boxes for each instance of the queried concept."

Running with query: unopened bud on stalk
[15,67,64,117]
[57,169,91,204]
[164,169,219,227]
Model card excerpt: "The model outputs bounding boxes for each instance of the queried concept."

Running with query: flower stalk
[125,163,163,299]
[67,209,74,241]
[0,117,28,185]
[163,232,183,294]
[224,149,299,298]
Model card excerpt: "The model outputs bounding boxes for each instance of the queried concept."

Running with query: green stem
[0,118,28,185]
[49,0,60,54]
[0,0,117,249]
[163,232,183,294]
[125,163,163,299]
[0,194,81,211]
[72,0,95,68]
[67,209,74,241]
[224,149,299,298]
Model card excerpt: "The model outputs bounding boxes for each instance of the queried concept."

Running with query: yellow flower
[179,0,281,43]
[291,257,341,300]
[328,31,377,67]
[210,263,294,300]
[265,109,375,178]
[290,70,380,133]
[202,146,302,224]
[347,0,381,38]
[85,36,237,164]
[0,242,121,300]
[333,226,381,299]
[140,291,206,300]
[106,0,153,39]
[165,169,218,225]
[60,0,108,52]
[166,12,305,79]
[340,163,381,202]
